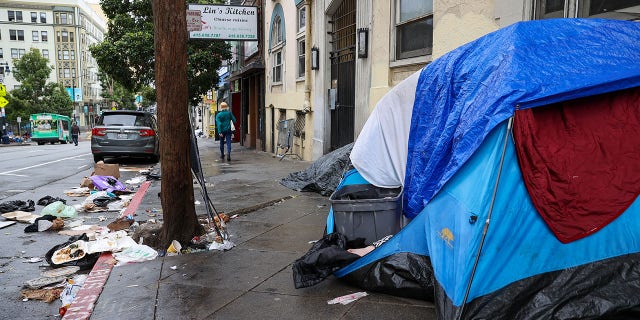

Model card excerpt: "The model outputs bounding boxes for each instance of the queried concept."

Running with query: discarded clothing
[37,195,67,206]
[0,200,35,213]
[292,232,362,289]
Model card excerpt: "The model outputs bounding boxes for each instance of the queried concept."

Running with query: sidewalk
[83,138,435,320]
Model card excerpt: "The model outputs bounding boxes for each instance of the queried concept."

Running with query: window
[577,0,640,19]
[9,11,23,22]
[41,31,48,42]
[69,32,74,42]
[40,12,46,23]
[11,49,19,59]
[534,0,640,20]
[62,31,69,42]
[32,31,39,41]
[298,6,306,31]
[60,13,68,24]
[272,50,282,83]
[297,38,305,78]
[63,68,70,78]
[0,49,3,59]
[42,49,49,59]
[18,49,25,59]
[71,50,75,60]
[31,12,37,23]
[63,50,70,60]
[535,0,565,19]
[272,16,283,45]
[395,0,433,59]
[9,30,25,41]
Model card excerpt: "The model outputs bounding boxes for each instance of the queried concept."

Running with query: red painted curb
[62,180,153,320]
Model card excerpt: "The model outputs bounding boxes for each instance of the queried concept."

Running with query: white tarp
[350,70,420,188]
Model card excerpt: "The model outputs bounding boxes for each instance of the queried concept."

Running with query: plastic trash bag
[112,244,158,265]
[0,200,35,213]
[89,175,127,193]
[37,196,67,206]
[41,201,77,218]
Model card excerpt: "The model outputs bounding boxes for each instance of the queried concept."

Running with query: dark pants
[219,131,232,156]
[72,134,79,146]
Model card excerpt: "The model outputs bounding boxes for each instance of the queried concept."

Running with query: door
[329,0,356,151]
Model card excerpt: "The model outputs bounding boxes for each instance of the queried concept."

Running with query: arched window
[269,4,286,84]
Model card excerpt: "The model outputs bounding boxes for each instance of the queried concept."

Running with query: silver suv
[91,110,160,163]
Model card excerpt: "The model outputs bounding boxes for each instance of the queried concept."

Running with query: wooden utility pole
[152,0,202,248]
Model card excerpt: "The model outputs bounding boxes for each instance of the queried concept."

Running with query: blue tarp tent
[331,19,640,319]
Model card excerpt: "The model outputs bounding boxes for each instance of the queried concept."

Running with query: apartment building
[257,0,638,161]
[0,0,106,126]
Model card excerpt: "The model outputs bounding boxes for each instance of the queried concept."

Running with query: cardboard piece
[92,161,120,179]
[80,177,94,188]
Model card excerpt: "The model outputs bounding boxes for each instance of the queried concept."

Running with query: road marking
[77,164,89,169]
[6,189,27,192]
[1,173,28,177]
[0,153,91,175]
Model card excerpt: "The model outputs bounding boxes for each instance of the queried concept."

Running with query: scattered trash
[24,275,68,289]
[170,265,178,270]
[20,288,63,303]
[41,201,77,219]
[41,266,80,278]
[37,196,67,206]
[208,240,235,251]
[194,201,201,205]
[0,200,35,213]
[167,240,182,256]
[45,234,100,270]
[64,187,91,197]
[327,292,369,305]
[1,211,40,223]
[0,221,16,229]
[107,216,134,232]
[125,176,146,185]
[98,216,107,222]
[89,175,128,193]
[26,257,43,263]
[112,244,158,265]
[59,274,87,313]
[24,214,64,233]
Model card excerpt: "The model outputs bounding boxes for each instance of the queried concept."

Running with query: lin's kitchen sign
[187,4,258,41]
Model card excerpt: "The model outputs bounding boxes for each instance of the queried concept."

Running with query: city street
[0,141,158,319]
[0,142,93,201]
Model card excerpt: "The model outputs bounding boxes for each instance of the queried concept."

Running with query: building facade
[0,0,106,126]
[258,0,639,161]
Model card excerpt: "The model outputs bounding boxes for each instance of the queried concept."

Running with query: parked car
[91,110,160,163]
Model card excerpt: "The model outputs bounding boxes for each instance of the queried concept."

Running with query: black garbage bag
[92,196,120,207]
[24,214,58,233]
[45,234,100,270]
[292,232,363,289]
[37,196,67,206]
[0,200,36,213]
[280,143,353,196]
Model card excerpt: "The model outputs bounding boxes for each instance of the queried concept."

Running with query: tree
[153,0,203,248]
[90,0,231,105]
[10,48,72,117]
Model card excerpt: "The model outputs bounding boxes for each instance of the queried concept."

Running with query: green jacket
[215,109,237,133]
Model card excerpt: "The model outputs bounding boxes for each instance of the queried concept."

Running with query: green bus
[30,113,72,145]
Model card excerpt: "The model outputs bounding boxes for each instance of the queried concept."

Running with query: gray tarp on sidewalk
[280,143,353,196]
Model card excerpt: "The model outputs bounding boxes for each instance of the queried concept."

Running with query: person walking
[71,122,80,146]
[215,102,236,161]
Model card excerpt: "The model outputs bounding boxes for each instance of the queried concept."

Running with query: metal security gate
[329,0,356,151]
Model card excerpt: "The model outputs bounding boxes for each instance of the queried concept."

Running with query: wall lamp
[357,28,369,58]
[311,47,319,70]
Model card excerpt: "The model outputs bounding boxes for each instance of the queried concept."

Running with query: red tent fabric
[513,87,640,243]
